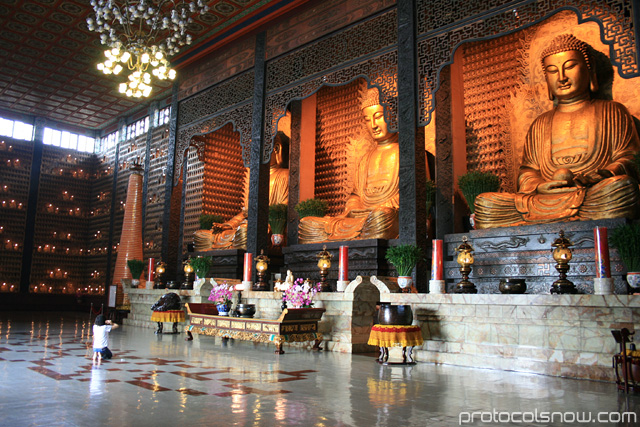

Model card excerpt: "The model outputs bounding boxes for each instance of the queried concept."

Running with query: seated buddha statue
[475,34,640,229]
[194,132,289,250]
[298,88,399,244]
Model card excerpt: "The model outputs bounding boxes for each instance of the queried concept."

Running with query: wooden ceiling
[0,0,303,132]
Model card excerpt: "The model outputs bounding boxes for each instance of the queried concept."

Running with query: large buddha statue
[475,34,640,229]
[298,88,399,244]
[194,132,289,250]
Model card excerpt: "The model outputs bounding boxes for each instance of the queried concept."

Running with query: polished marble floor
[0,311,638,427]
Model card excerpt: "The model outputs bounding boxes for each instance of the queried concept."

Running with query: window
[43,127,95,153]
[0,117,34,141]
[157,106,171,126]
[126,116,149,140]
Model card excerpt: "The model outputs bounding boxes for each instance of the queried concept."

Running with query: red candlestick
[431,239,443,280]
[147,258,155,282]
[594,227,611,278]
[243,252,253,282]
[339,246,349,281]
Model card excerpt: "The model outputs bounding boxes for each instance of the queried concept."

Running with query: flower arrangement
[385,244,424,277]
[126,259,145,280]
[295,198,328,219]
[269,203,288,235]
[457,171,500,214]
[208,282,233,306]
[283,278,321,308]
[199,213,223,230]
[189,256,212,279]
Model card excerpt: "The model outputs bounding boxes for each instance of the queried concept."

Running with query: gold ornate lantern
[316,245,333,292]
[154,261,166,288]
[550,230,576,294]
[182,257,194,289]
[454,236,476,294]
[254,250,270,291]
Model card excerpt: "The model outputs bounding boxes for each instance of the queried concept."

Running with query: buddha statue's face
[543,50,591,102]
[362,104,390,142]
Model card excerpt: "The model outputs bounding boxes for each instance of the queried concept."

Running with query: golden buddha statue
[194,133,290,250]
[298,88,399,244]
[475,34,640,229]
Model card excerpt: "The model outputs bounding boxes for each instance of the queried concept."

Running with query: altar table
[185,303,324,354]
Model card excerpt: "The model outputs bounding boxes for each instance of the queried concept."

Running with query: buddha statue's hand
[536,180,577,194]
[211,223,233,233]
[573,170,613,187]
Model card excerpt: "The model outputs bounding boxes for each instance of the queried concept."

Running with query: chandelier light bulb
[88,0,208,97]
[119,83,127,93]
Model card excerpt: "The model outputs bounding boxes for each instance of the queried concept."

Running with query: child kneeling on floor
[92,314,118,362]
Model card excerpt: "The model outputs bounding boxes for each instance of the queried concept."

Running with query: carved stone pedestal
[444,219,627,294]
[283,239,394,285]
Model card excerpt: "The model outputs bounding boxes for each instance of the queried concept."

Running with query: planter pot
[377,303,413,326]
[216,304,231,316]
[627,272,640,292]
[468,213,476,230]
[271,234,284,246]
[397,276,413,290]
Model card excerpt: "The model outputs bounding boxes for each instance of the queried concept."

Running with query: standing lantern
[550,230,576,294]
[182,258,194,290]
[454,236,476,294]
[254,250,270,291]
[155,262,166,289]
[317,245,333,292]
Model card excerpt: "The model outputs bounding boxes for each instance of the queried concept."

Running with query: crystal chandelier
[87,0,209,98]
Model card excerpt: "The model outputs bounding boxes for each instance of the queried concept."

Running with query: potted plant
[189,256,212,280]
[199,213,223,230]
[127,259,145,287]
[425,179,436,214]
[385,244,424,291]
[295,198,328,219]
[269,203,288,246]
[457,171,500,228]
[610,222,640,292]
[208,282,234,315]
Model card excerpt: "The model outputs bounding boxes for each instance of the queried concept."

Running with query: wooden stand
[367,324,423,365]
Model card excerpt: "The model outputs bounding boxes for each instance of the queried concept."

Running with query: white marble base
[429,280,445,294]
[593,277,613,295]
[336,280,349,292]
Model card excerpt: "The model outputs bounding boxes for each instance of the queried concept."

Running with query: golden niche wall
[314,79,371,216]
[200,123,245,220]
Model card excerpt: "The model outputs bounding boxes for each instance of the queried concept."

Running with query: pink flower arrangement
[208,282,233,306]
[284,278,321,308]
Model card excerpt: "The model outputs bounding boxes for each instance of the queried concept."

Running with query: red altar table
[368,324,423,365]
